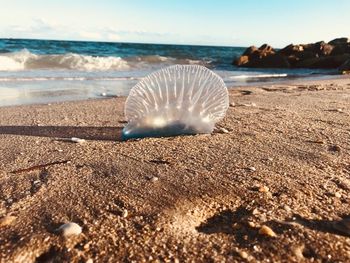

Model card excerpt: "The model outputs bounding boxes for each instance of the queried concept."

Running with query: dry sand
[0,78,350,262]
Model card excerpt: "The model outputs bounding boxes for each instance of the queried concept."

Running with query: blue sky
[1,0,349,47]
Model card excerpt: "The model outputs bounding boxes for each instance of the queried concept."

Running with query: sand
[0,78,350,262]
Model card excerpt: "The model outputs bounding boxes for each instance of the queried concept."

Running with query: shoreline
[0,78,350,262]
[0,74,348,109]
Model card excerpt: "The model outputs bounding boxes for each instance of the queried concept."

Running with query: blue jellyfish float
[122,65,229,140]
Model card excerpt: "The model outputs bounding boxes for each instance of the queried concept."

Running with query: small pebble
[292,245,305,260]
[283,205,292,212]
[57,149,63,152]
[248,221,257,228]
[122,209,128,218]
[253,245,261,252]
[229,102,235,107]
[258,225,277,237]
[259,186,270,193]
[71,137,86,144]
[0,215,16,227]
[57,222,82,237]
[218,127,229,134]
[150,176,159,182]
[232,222,241,230]
[86,259,93,263]
[247,166,256,172]
[238,250,249,259]
[252,208,259,215]
[334,192,341,198]
[242,102,257,107]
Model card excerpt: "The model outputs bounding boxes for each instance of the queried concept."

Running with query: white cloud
[79,31,102,40]
[1,17,179,44]
[31,18,56,32]
[106,33,121,41]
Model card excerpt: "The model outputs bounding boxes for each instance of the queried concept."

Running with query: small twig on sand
[54,137,86,143]
[10,160,70,174]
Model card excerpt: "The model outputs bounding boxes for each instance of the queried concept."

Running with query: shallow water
[0,38,335,106]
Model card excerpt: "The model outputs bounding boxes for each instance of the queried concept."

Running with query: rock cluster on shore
[233,37,350,73]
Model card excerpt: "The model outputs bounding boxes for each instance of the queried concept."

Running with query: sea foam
[0,50,205,72]
[0,49,129,71]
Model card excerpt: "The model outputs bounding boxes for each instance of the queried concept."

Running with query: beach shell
[57,222,82,237]
[122,65,229,140]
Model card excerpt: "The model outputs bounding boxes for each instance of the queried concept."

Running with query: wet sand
[0,78,350,262]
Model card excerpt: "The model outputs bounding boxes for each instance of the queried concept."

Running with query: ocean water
[0,38,335,106]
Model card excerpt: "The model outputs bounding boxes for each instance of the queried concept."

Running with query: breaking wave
[0,49,205,71]
[0,49,129,71]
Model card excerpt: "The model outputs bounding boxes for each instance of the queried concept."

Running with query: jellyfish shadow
[0,125,123,141]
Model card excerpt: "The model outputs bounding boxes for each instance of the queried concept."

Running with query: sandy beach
[0,78,350,262]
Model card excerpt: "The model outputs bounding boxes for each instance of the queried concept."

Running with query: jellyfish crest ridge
[122,64,229,140]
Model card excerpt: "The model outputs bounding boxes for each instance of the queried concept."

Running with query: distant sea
[0,38,336,106]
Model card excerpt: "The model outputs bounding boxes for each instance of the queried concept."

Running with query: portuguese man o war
[122,65,229,140]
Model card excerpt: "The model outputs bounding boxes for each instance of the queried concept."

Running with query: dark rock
[278,44,303,56]
[258,44,275,55]
[302,43,318,53]
[233,38,350,71]
[330,44,350,55]
[278,44,318,66]
[320,43,334,56]
[339,59,350,73]
[235,55,249,66]
[234,44,277,67]
[243,46,258,56]
[302,41,334,56]
[246,53,290,68]
[253,44,275,59]
[286,51,319,67]
[296,54,350,68]
[286,55,298,66]
[296,51,319,60]
[328,37,349,46]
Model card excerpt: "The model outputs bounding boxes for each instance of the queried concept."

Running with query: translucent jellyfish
[122,65,229,140]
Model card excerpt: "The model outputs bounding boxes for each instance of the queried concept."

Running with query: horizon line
[1,36,347,50]
[0,37,249,49]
